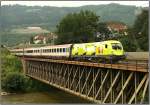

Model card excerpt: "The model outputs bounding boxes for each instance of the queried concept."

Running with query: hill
[1,3,145,46]
[1,3,144,30]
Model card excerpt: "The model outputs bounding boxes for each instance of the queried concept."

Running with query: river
[1,86,92,104]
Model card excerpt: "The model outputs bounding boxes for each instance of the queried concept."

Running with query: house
[107,21,127,33]
[33,32,57,44]
[34,35,46,44]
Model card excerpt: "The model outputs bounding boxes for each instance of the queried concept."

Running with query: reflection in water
[2,86,92,104]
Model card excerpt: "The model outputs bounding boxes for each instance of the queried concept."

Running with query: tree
[2,72,27,92]
[132,9,148,51]
[30,36,34,44]
[56,10,99,44]
[96,22,111,41]
[119,35,137,51]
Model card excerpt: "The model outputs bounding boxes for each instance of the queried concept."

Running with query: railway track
[23,57,149,73]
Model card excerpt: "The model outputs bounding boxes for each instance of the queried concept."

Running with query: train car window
[57,48,59,52]
[60,48,62,53]
[112,43,122,50]
[63,48,65,52]
[54,49,56,52]
[27,50,33,53]
[105,44,108,48]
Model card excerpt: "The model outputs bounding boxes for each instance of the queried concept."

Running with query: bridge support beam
[22,58,149,104]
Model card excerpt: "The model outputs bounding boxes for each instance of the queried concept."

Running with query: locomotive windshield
[111,43,122,50]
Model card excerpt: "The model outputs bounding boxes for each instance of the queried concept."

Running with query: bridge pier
[22,58,149,104]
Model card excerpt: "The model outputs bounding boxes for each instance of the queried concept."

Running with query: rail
[23,57,149,73]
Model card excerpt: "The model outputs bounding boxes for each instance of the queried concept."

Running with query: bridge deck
[23,57,148,72]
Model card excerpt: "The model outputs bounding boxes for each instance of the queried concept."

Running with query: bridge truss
[21,58,149,104]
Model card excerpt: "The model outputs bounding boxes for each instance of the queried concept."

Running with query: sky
[1,1,149,7]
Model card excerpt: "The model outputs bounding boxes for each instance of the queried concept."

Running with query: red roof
[107,22,127,31]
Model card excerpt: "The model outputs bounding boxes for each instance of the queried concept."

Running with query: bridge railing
[23,57,149,73]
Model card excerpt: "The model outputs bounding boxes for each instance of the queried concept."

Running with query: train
[10,40,126,62]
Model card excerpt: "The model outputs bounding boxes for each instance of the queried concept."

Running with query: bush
[2,72,27,92]
[119,36,137,51]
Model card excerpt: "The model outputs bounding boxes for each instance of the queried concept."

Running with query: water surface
[1,86,92,104]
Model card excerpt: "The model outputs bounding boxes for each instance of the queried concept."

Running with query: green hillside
[1,3,145,46]
[1,3,143,29]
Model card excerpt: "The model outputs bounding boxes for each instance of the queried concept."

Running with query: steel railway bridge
[20,57,149,104]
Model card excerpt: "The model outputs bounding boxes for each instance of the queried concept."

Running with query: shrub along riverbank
[1,47,50,93]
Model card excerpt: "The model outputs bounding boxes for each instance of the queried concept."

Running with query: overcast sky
[1,1,149,7]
